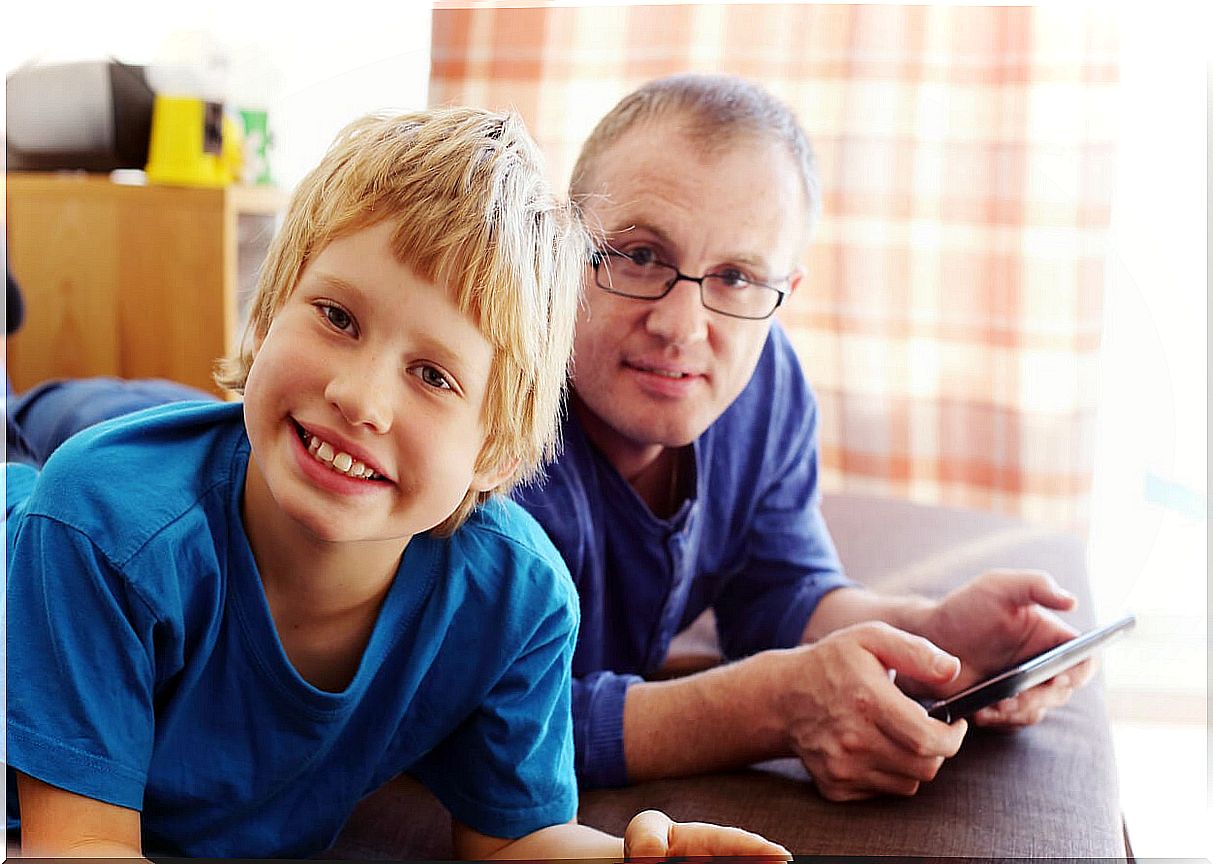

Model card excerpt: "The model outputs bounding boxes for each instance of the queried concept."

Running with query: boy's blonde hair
[216,107,587,536]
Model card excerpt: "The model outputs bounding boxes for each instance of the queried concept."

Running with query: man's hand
[916,569,1093,728]
[624,809,791,859]
[776,622,968,801]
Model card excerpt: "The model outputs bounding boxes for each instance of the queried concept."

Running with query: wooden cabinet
[6,172,286,396]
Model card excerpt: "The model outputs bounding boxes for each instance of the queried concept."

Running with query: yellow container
[145,94,241,188]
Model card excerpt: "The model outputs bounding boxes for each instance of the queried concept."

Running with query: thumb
[857,622,960,684]
[978,569,1077,612]
[624,809,672,858]
[1016,570,1077,611]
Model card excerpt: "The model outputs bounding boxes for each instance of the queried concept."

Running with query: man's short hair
[571,73,820,235]
[217,107,587,535]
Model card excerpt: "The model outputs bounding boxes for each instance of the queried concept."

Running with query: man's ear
[470,457,521,494]
[785,265,806,299]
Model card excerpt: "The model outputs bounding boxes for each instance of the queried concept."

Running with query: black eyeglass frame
[590,249,791,321]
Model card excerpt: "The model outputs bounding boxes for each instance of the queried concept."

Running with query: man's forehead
[592,119,736,174]
[585,131,803,238]
[591,131,800,208]
[588,123,802,208]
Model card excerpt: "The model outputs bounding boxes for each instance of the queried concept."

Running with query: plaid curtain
[431,2,1119,532]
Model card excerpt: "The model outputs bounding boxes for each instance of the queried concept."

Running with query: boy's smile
[290,420,391,495]
[240,220,505,556]
[296,420,388,482]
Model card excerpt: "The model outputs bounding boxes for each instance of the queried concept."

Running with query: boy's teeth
[302,430,377,480]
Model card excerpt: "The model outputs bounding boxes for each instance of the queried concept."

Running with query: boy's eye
[415,365,453,391]
[317,302,355,334]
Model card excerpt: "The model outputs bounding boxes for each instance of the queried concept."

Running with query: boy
[5,107,789,859]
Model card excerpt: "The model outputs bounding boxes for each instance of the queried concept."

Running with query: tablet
[920,613,1136,723]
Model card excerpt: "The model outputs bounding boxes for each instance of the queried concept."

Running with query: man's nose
[645,277,709,346]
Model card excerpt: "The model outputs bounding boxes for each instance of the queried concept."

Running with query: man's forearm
[621,650,790,783]
[801,586,936,643]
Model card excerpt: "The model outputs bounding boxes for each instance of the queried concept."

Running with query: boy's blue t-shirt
[5,401,579,858]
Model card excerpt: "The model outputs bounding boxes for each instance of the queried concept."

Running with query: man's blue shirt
[513,322,854,788]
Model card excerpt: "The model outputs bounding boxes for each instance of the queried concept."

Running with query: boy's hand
[624,809,791,859]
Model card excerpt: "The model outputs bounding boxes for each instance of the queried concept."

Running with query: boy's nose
[325,356,394,433]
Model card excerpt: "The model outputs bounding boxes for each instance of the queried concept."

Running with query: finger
[666,821,791,858]
[1065,655,1099,689]
[880,706,969,761]
[832,725,952,784]
[855,622,961,685]
[991,569,1077,612]
[623,809,672,858]
[816,769,925,801]
[863,672,968,756]
[973,675,1075,727]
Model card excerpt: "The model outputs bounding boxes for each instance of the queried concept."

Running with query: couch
[326,493,1128,859]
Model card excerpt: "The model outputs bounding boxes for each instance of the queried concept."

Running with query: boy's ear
[469,457,521,494]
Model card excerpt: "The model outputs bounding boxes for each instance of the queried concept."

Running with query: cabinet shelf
[6,172,287,396]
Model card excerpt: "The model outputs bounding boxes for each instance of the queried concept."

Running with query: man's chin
[618,415,706,450]
[573,390,708,448]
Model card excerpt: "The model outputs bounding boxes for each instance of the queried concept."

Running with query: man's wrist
[803,586,938,642]
[884,594,940,641]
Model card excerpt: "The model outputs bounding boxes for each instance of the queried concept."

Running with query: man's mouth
[294,423,384,481]
[627,361,696,380]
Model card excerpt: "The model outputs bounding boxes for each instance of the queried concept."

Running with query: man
[512,73,1091,800]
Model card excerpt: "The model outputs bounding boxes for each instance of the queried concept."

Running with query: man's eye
[625,247,659,266]
[713,268,751,288]
[417,365,452,390]
[318,303,355,332]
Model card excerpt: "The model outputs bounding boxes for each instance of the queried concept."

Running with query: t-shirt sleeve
[7,513,159,810]
[411,583,579,839]
[712,380,855,659]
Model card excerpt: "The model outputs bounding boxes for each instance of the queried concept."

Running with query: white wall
[3,1,433,191]
[1085,3,1208,717]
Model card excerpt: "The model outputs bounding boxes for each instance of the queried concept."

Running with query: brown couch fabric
[327,493,1125,859]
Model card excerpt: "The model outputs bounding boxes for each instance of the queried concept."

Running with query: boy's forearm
[15,771,146,860]
[478,821,623,859]
[30,840,148,860]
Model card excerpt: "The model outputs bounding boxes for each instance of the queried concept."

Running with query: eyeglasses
[591,248,791,321]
